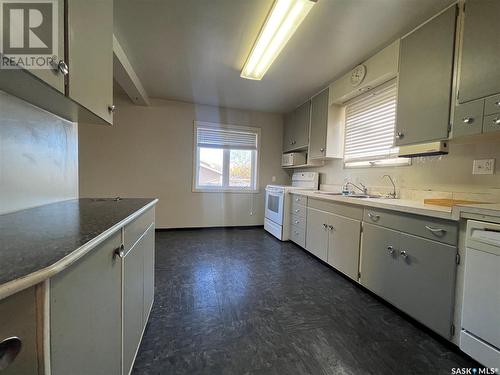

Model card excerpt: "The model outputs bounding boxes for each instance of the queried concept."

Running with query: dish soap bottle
[342,178,350,196]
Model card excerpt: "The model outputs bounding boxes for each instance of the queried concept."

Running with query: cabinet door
[28,0,65,93]
[397,233,457,338]
[143,226,155,323]
[396,6,457,146]
[0,287,38,375]
[360,224,402,306]
[305,208,329,262]
[309,89,329,159]
[453,99,484,138]
[293,101,311,149]
[328,214,361,281]
[67,0,113,123]
[123,234,145,375]
[51,231,122,375]
[283,112,295,152]
[458,0,500,104]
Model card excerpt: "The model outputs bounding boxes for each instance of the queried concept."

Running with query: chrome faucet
[345,181,368,195]
[382,175,397,198]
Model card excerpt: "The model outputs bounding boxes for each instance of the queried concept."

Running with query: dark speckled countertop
[0,198,157,289]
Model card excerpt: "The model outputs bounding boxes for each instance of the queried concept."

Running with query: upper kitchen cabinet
[309,89,328,159]
[309,87,343,160]
[457,0,500,104]
[29,0,66,94]
[67,0,114,124]
[0,0,113,125]
[395,5,457,146]
[283,101,310,152]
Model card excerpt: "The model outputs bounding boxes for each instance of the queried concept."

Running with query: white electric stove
[264,172,319,240]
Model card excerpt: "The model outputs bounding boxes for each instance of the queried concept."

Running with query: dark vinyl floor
[132,228,476,375]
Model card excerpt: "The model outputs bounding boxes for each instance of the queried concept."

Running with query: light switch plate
[472,159,495,175]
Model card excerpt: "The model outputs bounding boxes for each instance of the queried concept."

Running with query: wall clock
[350,64,367,87]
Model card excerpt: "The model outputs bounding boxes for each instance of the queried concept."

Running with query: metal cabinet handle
[295,197,300,202]
[57,60,69,76]
[462,117,474,124]
[114,244,125,259]
[425,225,446,234]
[493,117,500,125]
[322,223,328,229]
[387,246,395,255]
[0,337,22,370]
[295,209,300,213]
[495,101,500,107]
[294,220,300,224]
[108,105,116,113]
[367,213,380,220]
[395,131,404,139]
[400,250,408,258]
[328,225,334,231]
[320,148,325,152]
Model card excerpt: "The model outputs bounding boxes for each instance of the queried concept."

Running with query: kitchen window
[343,79,410,168]
[193,122,260,192]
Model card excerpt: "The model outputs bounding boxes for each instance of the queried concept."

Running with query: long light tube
[241,0,316,80]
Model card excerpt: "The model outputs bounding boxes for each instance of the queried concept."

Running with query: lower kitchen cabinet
[305,206,361,280]
[50,208,156,375]
[0,287,39,375]
[328,213,361,280]
[124,225,155,375]
[143,227,155,323]
[361,223,458,338]
[123,234,145,375]
[50,231,122,375]
[305,208,329,262]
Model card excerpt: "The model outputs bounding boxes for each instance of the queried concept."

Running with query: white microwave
[282,152,306,167]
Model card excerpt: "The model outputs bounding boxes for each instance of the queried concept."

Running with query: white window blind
[197,127,258,150]
[344,80,399,162]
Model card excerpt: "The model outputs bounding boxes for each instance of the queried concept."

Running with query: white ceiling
[114,0,455,113]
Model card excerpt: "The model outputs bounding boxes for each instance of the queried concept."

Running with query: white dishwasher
[460,220,500,369]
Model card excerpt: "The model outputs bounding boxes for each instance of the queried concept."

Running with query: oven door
[265,187,284,225]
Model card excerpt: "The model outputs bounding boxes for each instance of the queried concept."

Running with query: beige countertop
[290,190,500,221]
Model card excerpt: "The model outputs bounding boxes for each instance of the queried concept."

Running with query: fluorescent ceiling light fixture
[241,0,316,80]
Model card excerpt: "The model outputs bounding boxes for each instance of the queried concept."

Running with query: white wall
[79,94,289,228]
[0,91,79,214]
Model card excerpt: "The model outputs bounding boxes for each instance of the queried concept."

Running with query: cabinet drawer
[484,94,500,116]
[482,113,500,134]
[290,214,306,229]
[363,208,458,245]
[290,194,307,206]
[290,225,306,248]
[453,100,484,138]
[290,201,306,218]
[308,198,363,220]
[124,207,155,252]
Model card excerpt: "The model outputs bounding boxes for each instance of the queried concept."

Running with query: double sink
[315,191,392,199]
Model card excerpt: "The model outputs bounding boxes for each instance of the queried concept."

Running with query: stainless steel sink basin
[347,194,383,199]
[314,192,384,199]
[315,191,343,196]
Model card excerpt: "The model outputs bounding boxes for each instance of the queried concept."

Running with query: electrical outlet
[472,159,495,175]
[271,176,276,182]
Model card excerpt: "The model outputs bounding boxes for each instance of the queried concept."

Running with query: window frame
[342,79,410,169]
[192,121,261,193]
